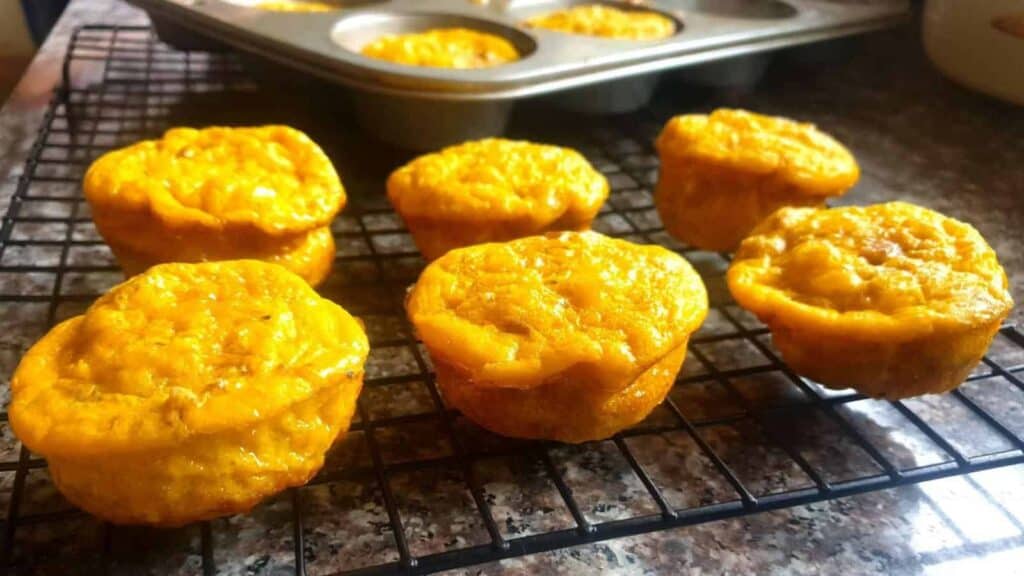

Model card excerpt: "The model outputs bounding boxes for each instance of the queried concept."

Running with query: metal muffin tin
[130,0,909,148]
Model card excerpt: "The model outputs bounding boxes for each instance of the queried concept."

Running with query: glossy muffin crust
[388,138,608,260]
[728,202,1013,398]
[655,109,859,251]
[407,231,707,442]
[9,260,369,525]
[525,4,676,40]
[84,125,345,284]
[85,125,343,235]
[361,28,519,68]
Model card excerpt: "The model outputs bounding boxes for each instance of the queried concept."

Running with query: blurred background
[1,0,68,101]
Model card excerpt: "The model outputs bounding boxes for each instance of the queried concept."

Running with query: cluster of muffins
[13,125,370,526]
[385,135,703,442]
[385,110,1011,415]
[9,82,1014,528]
[5,0,1008,542]
[12,118,711,524]
[385,111,1008,416]
[651,109,1011,397]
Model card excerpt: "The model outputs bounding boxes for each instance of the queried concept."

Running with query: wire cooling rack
[1,24,1023,576]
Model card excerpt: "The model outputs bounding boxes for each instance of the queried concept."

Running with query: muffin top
[525,5,676,40]
[728,202,1013,338]
[387,138,608,223]
[84,126,345,235]
[656,109,860,196]
[407,231,708,389]
[10,260,368,458]
[361,28,519,68]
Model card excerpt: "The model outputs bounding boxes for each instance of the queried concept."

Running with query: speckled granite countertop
[1,1,1023,575]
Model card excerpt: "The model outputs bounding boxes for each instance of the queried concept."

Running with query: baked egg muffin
[9,260,369,526]
[655,109,860,252]
[407,231,708,442]
[728,202,1013,399]
[361,28,519,68]
[388,138,609,260]
[83,125,344,286]
[525,4,676,40]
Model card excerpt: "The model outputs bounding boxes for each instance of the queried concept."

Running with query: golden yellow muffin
[85,126,344,236]
[361,28,519,69]
[655,109,860,252]
[84,125,345,285]
[728,202,1013,399]
[407,231,708,442]
[525,4,676,40]
[9,260,369,526]
[388,138,609,260]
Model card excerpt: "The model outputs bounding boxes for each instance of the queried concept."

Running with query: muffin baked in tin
[525,4,676,40]
[361,27,519,68]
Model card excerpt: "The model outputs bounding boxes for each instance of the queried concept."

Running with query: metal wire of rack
[1,24,1023,576]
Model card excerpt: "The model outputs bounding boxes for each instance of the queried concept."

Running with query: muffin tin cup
[352,91,514,150]
[132,0,909,148]
[672,52,774,89]
[548,73,661,115]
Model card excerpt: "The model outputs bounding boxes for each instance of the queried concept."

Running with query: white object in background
[923,0,1024,105]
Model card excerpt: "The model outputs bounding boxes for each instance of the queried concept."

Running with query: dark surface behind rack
[1,25,1024,576]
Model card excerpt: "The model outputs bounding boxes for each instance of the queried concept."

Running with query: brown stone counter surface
[1,1,1023,574]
